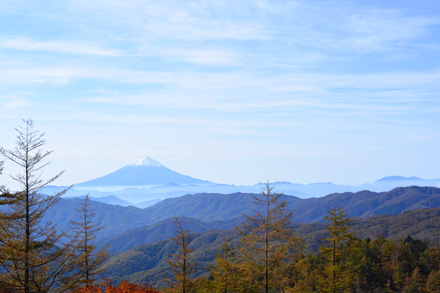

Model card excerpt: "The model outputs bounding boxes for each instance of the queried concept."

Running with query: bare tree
[70,195,107,289]
[0,119,76,292]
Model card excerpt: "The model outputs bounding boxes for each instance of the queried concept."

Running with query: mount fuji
[52,156,440,205]
[76,156,212,188]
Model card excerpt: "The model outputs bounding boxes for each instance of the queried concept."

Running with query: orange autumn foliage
[75,279,160,293]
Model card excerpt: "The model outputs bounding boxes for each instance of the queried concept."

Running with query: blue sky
[1,0,440,187]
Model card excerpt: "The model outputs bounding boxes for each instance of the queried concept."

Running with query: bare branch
[0,119,75,292]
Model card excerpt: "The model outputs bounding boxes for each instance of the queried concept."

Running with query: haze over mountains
[39,157,440,286]
[42,156,440,205]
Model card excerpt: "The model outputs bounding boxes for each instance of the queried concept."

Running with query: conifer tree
[0,119,76,292]
[206,238,243,292]
[237,182,303,292]
[70,195,108,289]
[426,269,440,292]
[318,206,358,293]
[165,217,196,293]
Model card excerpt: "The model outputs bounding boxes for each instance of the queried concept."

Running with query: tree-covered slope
[99,207,440,286]
[45,198,152,242]
[286,186,440,222]
[45,186,440,244]
[99,216,245,253]
[142,186,440,223]
[142,192,300,223]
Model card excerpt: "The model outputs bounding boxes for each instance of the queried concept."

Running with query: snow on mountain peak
[127,156,164,167]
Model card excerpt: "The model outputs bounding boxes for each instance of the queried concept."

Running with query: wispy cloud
[0,94,32,109]
[345,11,440,52]
[158,48,240,66]
[0,37,124,56]
[1,0,440,186]
[0,64,438,115]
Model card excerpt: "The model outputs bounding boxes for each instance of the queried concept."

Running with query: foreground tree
[318,207,358,292]
[237,182,303,292]
[164,217,196,293]
[70,195,108,289]
[0,119,76,292]
[201,238,244,292]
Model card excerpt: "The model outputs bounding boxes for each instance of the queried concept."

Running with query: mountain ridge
[44,185,440,244]
[60,156,440,203]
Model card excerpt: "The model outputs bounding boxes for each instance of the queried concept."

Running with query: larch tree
[164,217,196,293]
[318,206,358,293]
[70,194,108,289]
[205,238,243,292]
[0,119,76,292]
[237,182,303,292]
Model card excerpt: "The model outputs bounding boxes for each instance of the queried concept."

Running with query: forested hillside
[141,186,440,223]
[43,185,440,245]
[99,216,245,253]
[99,206,440,288]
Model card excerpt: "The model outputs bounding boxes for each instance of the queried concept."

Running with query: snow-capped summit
[76,156,212,187]
[127,156,164,167]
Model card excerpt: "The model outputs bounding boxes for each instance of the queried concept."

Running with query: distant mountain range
[45,186,440,245]
[41,156,440,204]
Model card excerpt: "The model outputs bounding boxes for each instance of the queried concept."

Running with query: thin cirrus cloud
[0,0,439,186]
[0,64,437,115]
[72,0,270,41]
[156,48,241,66]
[0,37,124,56]
[0,95,32,109]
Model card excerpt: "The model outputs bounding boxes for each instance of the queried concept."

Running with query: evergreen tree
[70,195,108,289]
[355,238,387,291]
[237,182,303,292]
[0,119,76,292]
[164,217,196,293]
